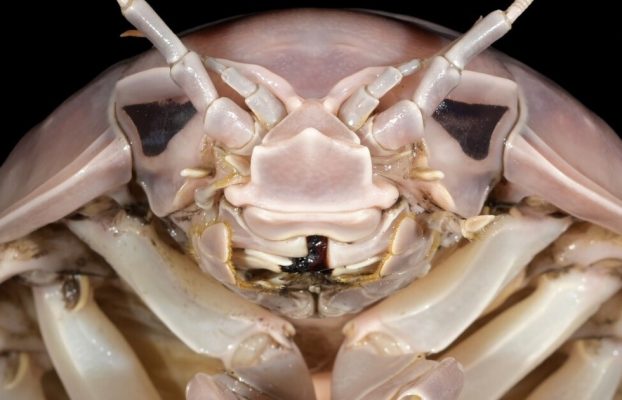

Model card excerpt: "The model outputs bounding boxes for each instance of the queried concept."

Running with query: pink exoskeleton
[1,0,621,399]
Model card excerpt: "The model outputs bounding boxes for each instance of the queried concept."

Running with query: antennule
[116,0,188,64]
[413,0,534,115]
[506,0,534,23]
[444,0,535,70]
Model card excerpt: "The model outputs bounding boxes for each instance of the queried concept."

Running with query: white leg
[33,275,161,400]
[523,290,622,399]
[65,200,315,400]
[332,212,568,399]
[0,226,109,284]
[446,266,621,400]
[337,214,621,399]
[526,339,622,400]
[340,213,569,354]
[573,287,622,340]
[332,341,463,400]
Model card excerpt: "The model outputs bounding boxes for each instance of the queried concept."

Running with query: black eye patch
[432,99,508,160]
[123,100,197,157]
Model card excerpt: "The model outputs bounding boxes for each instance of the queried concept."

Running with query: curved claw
[0,353,46,400]
[231,338,316,400]
[187,373,264,400]
[332,335,463,400]
[186,339,316,400]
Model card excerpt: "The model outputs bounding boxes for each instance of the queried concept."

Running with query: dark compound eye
[432,99,508,160]
[123,100,197,157]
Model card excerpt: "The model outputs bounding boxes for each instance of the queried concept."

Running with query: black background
[2,1,620,163]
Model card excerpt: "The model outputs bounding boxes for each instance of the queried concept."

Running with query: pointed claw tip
[61,275,90,312]
[3,353,30,390]
[116,0,132,10]
[180,168,211,178]
[410,168,445,182]
[283,321,296,337]
[342,321,355,337]
[120,29,145,38]
[461,215,495,240]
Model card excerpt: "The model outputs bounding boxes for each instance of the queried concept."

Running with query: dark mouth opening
[281,235,330,274]
[237,231,382,290]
